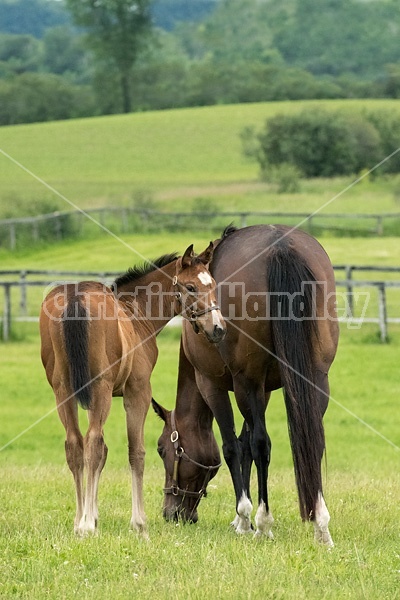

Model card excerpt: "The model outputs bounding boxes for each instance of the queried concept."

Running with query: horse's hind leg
[78,382,111,536]
[312,370,334,548]
[123,382,151,537]
[56,391,84,533]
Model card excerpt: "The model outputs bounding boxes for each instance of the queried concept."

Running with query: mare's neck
[175,338,214,433]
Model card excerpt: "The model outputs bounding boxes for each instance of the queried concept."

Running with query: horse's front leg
[195,374,252,534]
[238,420,252,501]
[123,381,151,539]
[234,379,274,539]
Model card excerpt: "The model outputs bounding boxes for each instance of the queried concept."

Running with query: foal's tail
[62,293,92,410]
[267,239,324,521]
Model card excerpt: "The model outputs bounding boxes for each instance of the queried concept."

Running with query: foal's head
[174,242,225,344]
[152,400,221,524]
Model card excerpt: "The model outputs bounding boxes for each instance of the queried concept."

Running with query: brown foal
[40,243,225,536]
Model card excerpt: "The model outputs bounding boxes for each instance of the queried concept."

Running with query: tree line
[0,0,399,125]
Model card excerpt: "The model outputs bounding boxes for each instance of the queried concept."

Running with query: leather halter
[172,275,221,322]
[163,410,222,504]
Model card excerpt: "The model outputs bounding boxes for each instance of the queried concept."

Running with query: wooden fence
[1,267,400,342]
[1,207,400,249]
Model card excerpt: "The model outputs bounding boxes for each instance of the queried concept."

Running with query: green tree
[0,33,42,74]
[42,26,90,83]
[65,0,152,113]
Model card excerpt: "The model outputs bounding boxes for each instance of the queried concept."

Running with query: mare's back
[212,225,335,289]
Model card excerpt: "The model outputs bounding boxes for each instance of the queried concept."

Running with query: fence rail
[1,207,400,249]
[1,267,400,342]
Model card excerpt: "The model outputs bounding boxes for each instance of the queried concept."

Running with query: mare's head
[152,399,221,523]
[174,242,225,344]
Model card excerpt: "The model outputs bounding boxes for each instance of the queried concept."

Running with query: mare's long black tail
[267,238,324,521]
[62,293,92,410]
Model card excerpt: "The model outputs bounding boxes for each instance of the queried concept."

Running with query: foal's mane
[113,253,178,289]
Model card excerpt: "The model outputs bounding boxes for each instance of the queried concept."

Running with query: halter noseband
[172,275,221,322]
[163,410,221,507]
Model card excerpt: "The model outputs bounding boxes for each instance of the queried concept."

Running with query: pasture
[0,325,399,599]
[1,99,400,219]
[1,231,400,599]
[1,99,400,597]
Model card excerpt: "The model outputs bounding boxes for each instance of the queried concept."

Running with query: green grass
[1,100,400,597]
[1,99,400,218]
[0,327,399,599]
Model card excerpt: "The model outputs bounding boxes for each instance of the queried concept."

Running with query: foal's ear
[197,241,214,266]
[181,244,195,268]
[151,398,169,422]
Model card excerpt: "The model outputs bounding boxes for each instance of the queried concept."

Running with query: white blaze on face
[197,271,213,286]
[212,303,224,328]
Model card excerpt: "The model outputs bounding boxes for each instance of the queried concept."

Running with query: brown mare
[40,243,226,536]
[153,225,339,546]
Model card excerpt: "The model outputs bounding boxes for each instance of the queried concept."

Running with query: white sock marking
[254,501,274,539]
[313,491,334,547]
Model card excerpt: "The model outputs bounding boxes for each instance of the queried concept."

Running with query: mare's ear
[181,244,195,268]
[151,398,169,422]
[197,241,214,266]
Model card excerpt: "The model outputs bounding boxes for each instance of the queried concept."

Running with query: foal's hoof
[130,520,150,541]
[74,516,98,537]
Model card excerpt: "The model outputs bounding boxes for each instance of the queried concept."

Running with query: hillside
[1,99,400,218]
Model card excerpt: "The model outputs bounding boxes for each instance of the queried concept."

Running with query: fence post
[19,271,27,316]
[377,283,388,342]
[54,216,62,240]
[10,223,16,250]
[32,221,39,243]
[3,283,11,341]
[376,216,383,236]
[345,266,353,318]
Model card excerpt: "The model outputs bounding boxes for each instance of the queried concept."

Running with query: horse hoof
[75,526,97,537]
[314,529,334,548]
[130,520,149,540]
[235,519,253,535]
[254,529,274,540]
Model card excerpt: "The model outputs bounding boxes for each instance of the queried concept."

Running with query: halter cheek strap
[163,410,222,505]
[172,276,221,322]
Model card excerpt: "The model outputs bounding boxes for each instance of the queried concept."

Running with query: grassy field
[1,99,400,219]
[1,100,400,598]
[0,232,400,598]
[0,324,399,599]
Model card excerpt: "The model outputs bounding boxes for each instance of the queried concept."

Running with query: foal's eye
[157,445,165,459]
[185,284,197,293]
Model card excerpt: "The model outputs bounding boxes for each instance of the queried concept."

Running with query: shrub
[254,108,393,178]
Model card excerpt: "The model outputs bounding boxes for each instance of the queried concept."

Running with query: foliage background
[0,0,400,123]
